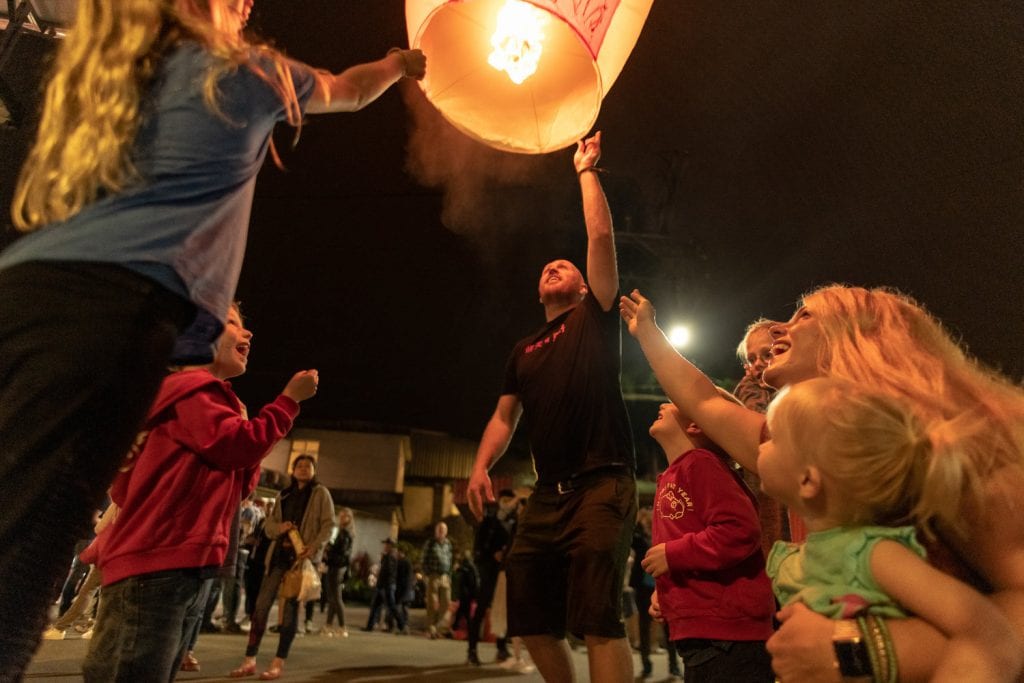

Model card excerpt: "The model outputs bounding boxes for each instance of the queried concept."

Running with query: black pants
[324,566,347,627]
[0,262,192,680]
[468,561,506,654]
[247,565,300,659]
[635,584,679,671]
[676,638,774,683]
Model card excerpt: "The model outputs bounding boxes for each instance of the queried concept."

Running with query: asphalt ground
[27,604,683,682]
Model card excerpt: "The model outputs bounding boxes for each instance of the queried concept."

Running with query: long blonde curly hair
[11,0,306,231]
[797,284,1024,535]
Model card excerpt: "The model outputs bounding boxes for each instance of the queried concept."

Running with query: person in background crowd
[467,489,518,666]
[363,538,403,634]
[233,455,335,680]
[453,551,479,635]
[421,522,454,639]
[321,507,354,637]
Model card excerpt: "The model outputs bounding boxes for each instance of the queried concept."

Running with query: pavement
[26,605,683,682]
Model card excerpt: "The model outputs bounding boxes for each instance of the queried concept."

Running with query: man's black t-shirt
[502,291,635,484]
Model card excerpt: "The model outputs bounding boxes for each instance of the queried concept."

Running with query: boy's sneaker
[466,650,481,666]
[42,627,65,640]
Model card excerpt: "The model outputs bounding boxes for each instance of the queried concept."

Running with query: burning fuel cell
[405,0,654,154]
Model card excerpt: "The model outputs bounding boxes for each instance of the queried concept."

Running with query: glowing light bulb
[488,0,549,85]
[669,325,691,349]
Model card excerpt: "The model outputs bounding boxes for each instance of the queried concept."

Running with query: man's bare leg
[522,634,576,682]
[585,634,633,683]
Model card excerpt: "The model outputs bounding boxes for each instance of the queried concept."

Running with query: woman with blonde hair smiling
[620,284,1024,681]
[0,1,423,677]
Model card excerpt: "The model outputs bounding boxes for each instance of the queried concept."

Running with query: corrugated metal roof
[404,430,479,479]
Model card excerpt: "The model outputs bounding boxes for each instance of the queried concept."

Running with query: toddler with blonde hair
[761,377,1022,682]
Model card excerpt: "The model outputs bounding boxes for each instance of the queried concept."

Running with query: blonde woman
[620,285,1024,681]
[322,507,355,637]
[0,1,422,677]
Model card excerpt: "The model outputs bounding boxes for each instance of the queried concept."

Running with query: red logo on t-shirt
[524,323,567,354]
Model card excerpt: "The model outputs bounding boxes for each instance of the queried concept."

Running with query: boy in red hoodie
[82,304,318,682]
[644,396,776,682]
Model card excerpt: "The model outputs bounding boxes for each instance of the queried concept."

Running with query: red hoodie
[652,448,776,642]
[98,369,298,586]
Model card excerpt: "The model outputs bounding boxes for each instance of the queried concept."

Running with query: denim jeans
[366,584,404,632]
[182,577,216,653]
[82,569,204,682]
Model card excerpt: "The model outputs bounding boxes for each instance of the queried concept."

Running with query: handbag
[298,558,322,603]
[279,562,303,600]
[280,558,321,601]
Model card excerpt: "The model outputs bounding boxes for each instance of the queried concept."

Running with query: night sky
[2,2,1022,465]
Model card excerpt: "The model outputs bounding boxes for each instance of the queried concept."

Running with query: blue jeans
[366,584,404,631]
[82,569,204,682]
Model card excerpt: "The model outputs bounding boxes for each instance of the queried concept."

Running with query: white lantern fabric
[406,0,654,154]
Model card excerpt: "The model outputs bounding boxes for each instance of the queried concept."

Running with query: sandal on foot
[229,662,257,678]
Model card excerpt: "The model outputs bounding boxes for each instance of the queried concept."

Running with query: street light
[668,324,691,350]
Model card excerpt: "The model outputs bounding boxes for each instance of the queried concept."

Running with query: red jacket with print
[652,448,776,641]
[98,368,298,586]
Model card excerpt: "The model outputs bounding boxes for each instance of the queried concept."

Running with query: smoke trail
[399,82,563,241]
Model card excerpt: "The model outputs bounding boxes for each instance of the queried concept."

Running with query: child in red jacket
[82,304,318,682]
[644,395,776,682]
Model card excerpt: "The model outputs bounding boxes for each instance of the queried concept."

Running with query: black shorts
[506,471,637,639]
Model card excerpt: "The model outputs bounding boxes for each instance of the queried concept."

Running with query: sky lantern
[405,0,654,154]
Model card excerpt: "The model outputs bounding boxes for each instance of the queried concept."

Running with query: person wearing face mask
[80,303,318,682]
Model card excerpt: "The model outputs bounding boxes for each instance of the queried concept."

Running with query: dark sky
[2,1,1022,452]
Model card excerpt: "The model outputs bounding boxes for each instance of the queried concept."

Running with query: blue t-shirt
[0,42,315,351]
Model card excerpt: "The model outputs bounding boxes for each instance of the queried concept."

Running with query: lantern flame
[488,0,549,85]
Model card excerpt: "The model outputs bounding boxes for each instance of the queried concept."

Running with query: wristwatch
[833,620,873,681]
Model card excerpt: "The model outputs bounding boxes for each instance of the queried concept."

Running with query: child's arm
[173,371,316,471]
[872,539,1024,682]
[620,290,765,471]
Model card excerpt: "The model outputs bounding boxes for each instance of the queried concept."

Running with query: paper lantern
[406,0,654,154]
